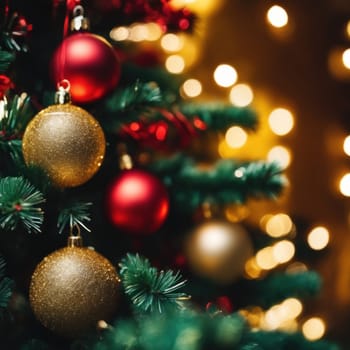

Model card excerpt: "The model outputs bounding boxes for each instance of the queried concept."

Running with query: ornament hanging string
[57,0,82,83]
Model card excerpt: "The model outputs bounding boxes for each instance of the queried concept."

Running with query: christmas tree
[0,0,341,349]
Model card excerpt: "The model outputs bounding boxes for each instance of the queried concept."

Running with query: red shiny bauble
[51,33,120,103]
[106,169,169,235]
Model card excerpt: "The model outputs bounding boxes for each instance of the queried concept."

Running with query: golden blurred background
[110,0,350,346]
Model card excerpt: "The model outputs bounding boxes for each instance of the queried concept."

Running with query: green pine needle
[0,93,34,163]
[0,176,45,233]
[105,80,163,116]
[0,256,14,309]
[119,254,189,313]
[181,103,258,131]
[57,201,92,234]
[0,50,15,73]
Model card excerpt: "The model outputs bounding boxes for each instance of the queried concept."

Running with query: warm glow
[342,48,350,69]
[343,135,350,156]
[281,298,303,319]
[267,146,291,169]
[225,126,248,148]
[265,213,293,237]
[129,24,148,41]
[229,84,254,107]
[307,226,330,250]
[272,240,295,263]
[268,108,294,135]
[213,64,238,87]
[165,55,185,74]
[339,173,350,196]
[182,79,202,97]
[245,257,262,279]
[302,318,326,341]
[161,33,184,52]
[145,23,163,41]
[347,21,350,38]
[267,5,288,28]
[286,262,308,274]
[256,247,278,270]
[110,26,129,41]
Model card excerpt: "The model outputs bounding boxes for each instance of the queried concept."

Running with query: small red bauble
[51,33,120,103]
[106,169,169,235]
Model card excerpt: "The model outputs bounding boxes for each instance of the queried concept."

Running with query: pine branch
[150,155,285,210]
[103,81,163,124]
[119,253,189,313]
[0,50,15,73]
[254,271,322,308]
[181,103,258,131]
[0,256,14,310]
[94,310,245,350]
[0,93,34,163]
[0,176,45,233]
[57,201,92,234]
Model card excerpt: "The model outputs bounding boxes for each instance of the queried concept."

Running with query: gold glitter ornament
[29,231,120,338]
[22,82,105,188]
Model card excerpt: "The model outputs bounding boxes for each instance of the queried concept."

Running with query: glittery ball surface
[22,104,105,188]
[29,246,120,337]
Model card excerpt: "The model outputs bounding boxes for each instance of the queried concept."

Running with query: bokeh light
[229,84,254,107]
[302,318,326,341]
[161,33,184,52]
[256,247,278,270]
[182,79,202,97]
[110,26,129,41]
[343,135,350,156]
[272,240,295,263]
[342,48,350,69]
[339,173,350,196]
[268,108,294,135]
[267,146,291,169]
[267,5,288,28]
[264,213,294,237]
[225,126,248,148]
[213,64,238,87]
[307,226,330,250]
[165,55,185,73]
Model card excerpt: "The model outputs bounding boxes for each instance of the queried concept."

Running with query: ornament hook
[55,79,71,104]
[67,224,83,247]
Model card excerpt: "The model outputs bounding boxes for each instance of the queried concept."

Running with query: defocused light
[182,79,202,97]
[145,22,162,41]
[129,24,148,41]
[256,247,278,270]
[286,262,308,274]
[302,318,326,341]
[225,204,249,223]
[214,64,238,87]
[307,226,330,250]
[347,21,350,38]
[245,257,262,279]
[267,5,288,28]
[343,135,350,156]
[161,33,184,52]
[339,173,350,196]
[165,55,185,74]
[267,146,291,169]
[265,213,293,237]
[273,240,295,263]
[229,84,254,107]
[264,306,282,330]
[110,26,129,41]
[281,298,303,319]
[342,48,350,69]
[225,126,248,148]
[268,108,294,135]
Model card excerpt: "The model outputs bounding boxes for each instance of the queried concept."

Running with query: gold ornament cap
[70,5,90,32]
[54,80,71,104]
[67,225,83,247]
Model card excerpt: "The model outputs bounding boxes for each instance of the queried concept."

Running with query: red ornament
[51,33,120,103]
[106,169,169,235]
